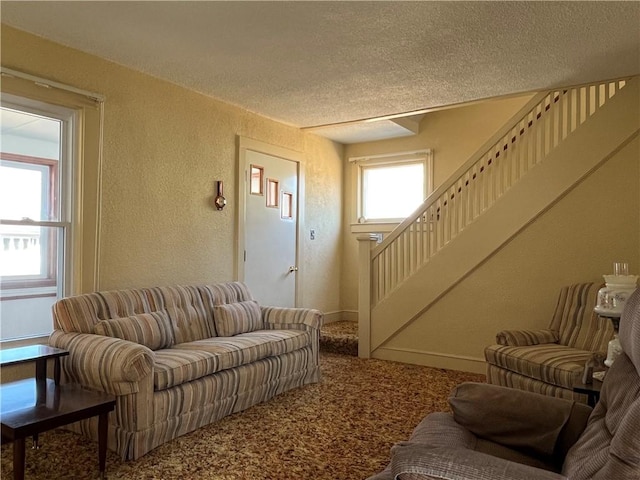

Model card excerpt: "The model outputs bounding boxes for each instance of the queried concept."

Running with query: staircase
[320,321,358,356]
[358,77,639,367]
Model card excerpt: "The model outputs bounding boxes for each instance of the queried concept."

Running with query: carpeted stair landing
[320,320,358,356]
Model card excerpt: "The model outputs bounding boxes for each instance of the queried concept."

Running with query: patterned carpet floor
[320,320,359,356]
[1,352,484,480]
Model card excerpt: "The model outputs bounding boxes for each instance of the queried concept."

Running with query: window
[0,69,103,343]
[266,178,279,208]
[0,103,71,341]
[353,150,433,223]
[249,165,264,195]
[1,156,59,285]
[281,192,293,219]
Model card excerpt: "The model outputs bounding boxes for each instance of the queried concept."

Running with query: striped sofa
[49,282,322,460]
[484,283,613,402]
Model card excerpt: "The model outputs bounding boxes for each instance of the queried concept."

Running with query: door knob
[288,266,299,273]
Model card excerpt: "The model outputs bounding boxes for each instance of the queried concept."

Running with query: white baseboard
[324,314,485,374]
[372,346,486,375]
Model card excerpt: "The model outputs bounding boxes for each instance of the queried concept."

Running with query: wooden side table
[0,345,68,408]
[572,378,603,408]
[1,345,116,480]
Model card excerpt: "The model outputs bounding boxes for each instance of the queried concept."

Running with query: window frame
[0,68,103,344]
[0,99,74,299]
[352,150,433,225]
[249,164,264,196]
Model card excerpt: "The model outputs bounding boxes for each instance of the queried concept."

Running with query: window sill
[1,335,50,349]
[0,285,57,301]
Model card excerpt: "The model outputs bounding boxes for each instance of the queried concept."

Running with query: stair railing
[369,79,627,306]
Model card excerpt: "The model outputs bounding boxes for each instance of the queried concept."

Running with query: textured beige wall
[341,95,535,312]
[385,136,640,368]
[299,134,344,311]
[1,26,343,313]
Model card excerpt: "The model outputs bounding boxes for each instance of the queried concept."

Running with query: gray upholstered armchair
[368,287,640,479]
[484,282,613,401]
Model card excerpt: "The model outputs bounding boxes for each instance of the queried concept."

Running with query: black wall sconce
[214,181,226,211]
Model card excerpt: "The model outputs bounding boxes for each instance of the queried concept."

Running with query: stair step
[320,321,358,356]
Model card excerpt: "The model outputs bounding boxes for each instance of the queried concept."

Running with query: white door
[243,149,299,307]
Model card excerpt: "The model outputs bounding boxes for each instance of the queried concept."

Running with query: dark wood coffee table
[1,345,116,480]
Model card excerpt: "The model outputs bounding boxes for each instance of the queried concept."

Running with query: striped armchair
[368,287,640,480]
[484,283,614,402]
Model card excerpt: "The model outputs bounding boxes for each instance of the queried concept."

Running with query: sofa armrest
[390,444,567,480]
[49,330,154,396]
[496,328,559,346]
[260,306,323,330]
[449,383,592,459]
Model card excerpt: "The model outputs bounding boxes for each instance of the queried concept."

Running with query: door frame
[236,136,305,307]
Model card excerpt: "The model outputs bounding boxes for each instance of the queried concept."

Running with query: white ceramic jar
[595,274,638,317]
[594,268,637,367]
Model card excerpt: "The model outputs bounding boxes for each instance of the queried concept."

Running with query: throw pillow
[94,311,175,350]
[213,300,262,337]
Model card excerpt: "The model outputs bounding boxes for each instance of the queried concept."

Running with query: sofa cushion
[449,382,590,461]
[549,283,609,351]
[154,335,269,390]
[152,329,310,390]
[144,285,214,343]
[213,300,263,337]
[406,413,557,472]
[94,311,174,351]
[198,282,254,308]
[484,343,593,389]
[235,330,310,356]
[54,289,152,333]
[154,348,223,391]
[390,444,562,480]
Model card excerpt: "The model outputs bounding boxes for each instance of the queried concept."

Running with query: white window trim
[0,69,104,346]
[350,149,433,231]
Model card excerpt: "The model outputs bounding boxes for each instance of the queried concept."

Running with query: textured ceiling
[1,1,639,135]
